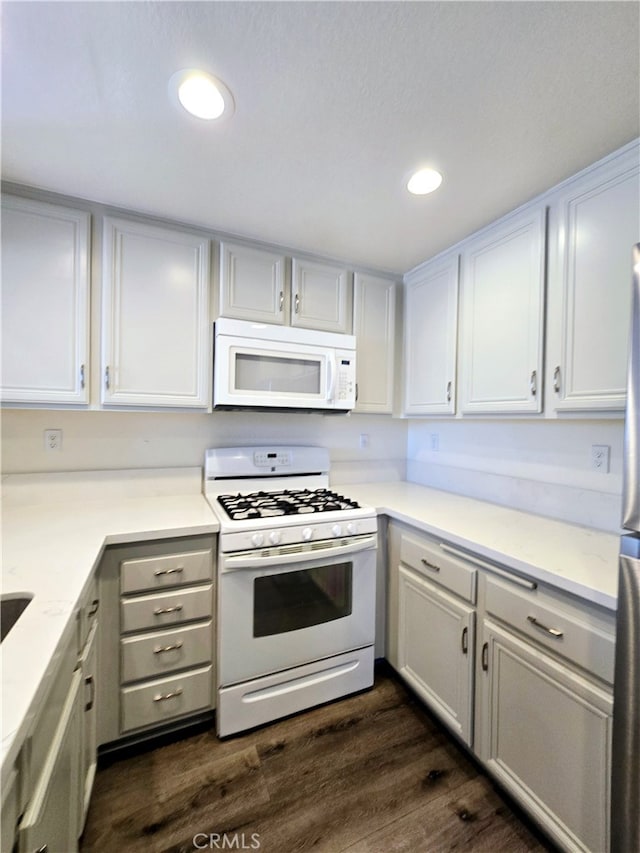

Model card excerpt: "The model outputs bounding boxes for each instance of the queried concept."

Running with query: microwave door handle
[327,355,335,404]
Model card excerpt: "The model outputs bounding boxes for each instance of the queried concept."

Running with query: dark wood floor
[81,664,557,853]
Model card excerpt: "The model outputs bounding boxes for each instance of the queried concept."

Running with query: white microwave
[213,318,357,412]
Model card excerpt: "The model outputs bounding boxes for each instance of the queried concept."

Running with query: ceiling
[2,1,639,275]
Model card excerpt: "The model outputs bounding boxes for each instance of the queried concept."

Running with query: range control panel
[253,450,291,468]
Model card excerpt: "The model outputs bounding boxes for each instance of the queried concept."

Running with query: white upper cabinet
[101,217,210,408]
[218,242,352,333]
[219,241,287,324]
[1,195,90,405]
[290,258,352,333]
[546,143,640,412]
[353,273,397,413]
[459,206,546,414]
[403,252,459,416]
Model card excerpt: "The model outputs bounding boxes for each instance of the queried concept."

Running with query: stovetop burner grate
[217,487,360,521]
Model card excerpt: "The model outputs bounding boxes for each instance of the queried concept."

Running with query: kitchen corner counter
[1,478,218,785]
[339,481,620,611]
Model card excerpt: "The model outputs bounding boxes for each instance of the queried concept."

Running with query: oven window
[235,353,322,395]
[253,562,353,637]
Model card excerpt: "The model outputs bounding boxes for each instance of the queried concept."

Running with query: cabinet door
[19,669,82,853]
[459,206,545,414]
[219,241,287,324]
[79,621,98,834]
[291,258,352,332]
[403,253,459,415]
[398,565,475,745]
[1,195,90,405]
[101,217,210,408]
[547,145,640,411]
[479,619,612,853]
[353,274,397,413]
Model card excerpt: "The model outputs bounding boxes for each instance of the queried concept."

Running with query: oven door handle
[220,534,377,572]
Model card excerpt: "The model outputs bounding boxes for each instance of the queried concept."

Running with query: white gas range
[204,446,378,737]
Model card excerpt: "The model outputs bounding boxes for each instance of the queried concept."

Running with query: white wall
[407,418,625,533]
[0,409,407,485]
[2,409,626,533]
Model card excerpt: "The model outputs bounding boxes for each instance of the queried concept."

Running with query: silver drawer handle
[153,604,183,615]
[153,641,183,654]
[294,292,300,313]
[421,557,441,573]
[553,365,561,394]
[279,290,284,311]
[527,615,563,638]
[446,380,452,403]
[153,688,183,702]
[87,598,99,617]
[153,567,184,577]
[530,369,537,397]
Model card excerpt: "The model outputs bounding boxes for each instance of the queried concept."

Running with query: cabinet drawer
[400,532,477,603]
[484,575,615,683]
[120,665,213,733]
[121,584,213,633]
[120,549,212,594]
[120,620,213,683]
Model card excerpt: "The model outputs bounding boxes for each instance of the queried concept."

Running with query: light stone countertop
[1,484,218,786]
[339,481,620,611]
[1,472,621,788]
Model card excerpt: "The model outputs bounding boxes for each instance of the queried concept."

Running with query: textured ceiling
[2,1,639,274]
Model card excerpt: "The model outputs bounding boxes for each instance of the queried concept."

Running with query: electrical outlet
[44,429,63,452]
[359,433,370,450]
[591,444,610,472]
[430,433,439,451]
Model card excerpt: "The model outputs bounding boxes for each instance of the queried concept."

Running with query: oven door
[217,535,377,685]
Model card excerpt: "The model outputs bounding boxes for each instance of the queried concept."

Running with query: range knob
[346,522,357,535]
[269,530,282,545]
[331,523,342,538]
[251,532,265,548]
[302,527,313,541]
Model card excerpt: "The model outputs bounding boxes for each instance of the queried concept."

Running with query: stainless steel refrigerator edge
[611,243,640,853]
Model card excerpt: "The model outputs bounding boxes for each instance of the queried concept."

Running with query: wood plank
[81,667,555,853]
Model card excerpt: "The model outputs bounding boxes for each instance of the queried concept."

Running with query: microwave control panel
[336,351,356,403]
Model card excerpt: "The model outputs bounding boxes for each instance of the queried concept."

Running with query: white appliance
[213,317,356,412]
[204,446,377,737]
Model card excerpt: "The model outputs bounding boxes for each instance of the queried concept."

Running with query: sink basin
[1,594,33,643]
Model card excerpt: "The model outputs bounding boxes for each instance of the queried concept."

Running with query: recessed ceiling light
[407,168,443,195]
[169,69,234,121]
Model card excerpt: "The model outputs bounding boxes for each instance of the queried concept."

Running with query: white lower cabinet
[78,620,98,834]
[398,565,475,745]
[479,619,612,853]
[389,521,477,747]
[97,535,216,746]
[19,669,82,853]
[387,518,615,852]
